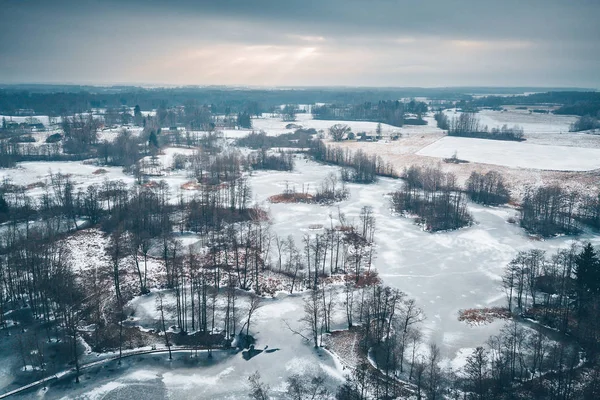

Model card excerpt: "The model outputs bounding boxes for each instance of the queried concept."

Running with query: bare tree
[302,289,323,348]
[464,346,490,400]
[242,295,262,344]
[156,292,172,360]
[286,374,328,400]
[248,371,270,400]
[329,124,351,142]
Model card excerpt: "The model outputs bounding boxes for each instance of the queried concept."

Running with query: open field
[312,110,600,199]
[416,136,600,171]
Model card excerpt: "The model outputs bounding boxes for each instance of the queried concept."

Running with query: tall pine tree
[576,243,600,318]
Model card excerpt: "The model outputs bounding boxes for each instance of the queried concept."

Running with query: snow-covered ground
[97,126,144,143]
[442,108,600,149]
[0,147,199,204]
[0,160,135,199]
[416,136,600,171]
[20,293,343,400]
[444,108,577,135]
[48,156,594,400]
[223,112,420,139]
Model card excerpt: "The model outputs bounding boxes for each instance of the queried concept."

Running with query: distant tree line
[465,91,600,117]
[313,100,427,127]
[0,86,483,116]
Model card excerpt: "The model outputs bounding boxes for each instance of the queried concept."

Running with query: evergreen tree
[0,194,8,223]
[282,104,297,122]
[134,105,143,126]
[576,243,600,294]
[464,347,490,400]
[576,243,600,319]
[237,112,252,129]
[149,130,159,149]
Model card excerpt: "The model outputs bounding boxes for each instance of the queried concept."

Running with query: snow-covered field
[222,112,424,139]
[0,160,135,198]
[97,126,144,143]
[0,147,199,203]
[416,136,600,171]
[444,108,577,135]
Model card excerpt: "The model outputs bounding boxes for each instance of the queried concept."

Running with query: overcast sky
[1,0,598,87]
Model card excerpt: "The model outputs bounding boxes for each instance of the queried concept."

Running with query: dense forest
[0,87,461,117]
[2,86,594,118]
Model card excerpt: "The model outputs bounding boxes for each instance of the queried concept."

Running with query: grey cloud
[0,0,598,87]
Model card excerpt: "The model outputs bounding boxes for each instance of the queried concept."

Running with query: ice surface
[247,158,600,360]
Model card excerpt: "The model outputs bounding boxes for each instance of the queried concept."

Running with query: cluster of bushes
[313,173,349,203]
[570,114,600,132]
[270,173,349,204]
[465,171,510,205]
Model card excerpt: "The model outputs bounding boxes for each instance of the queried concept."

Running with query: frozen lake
[248,157,600,359]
